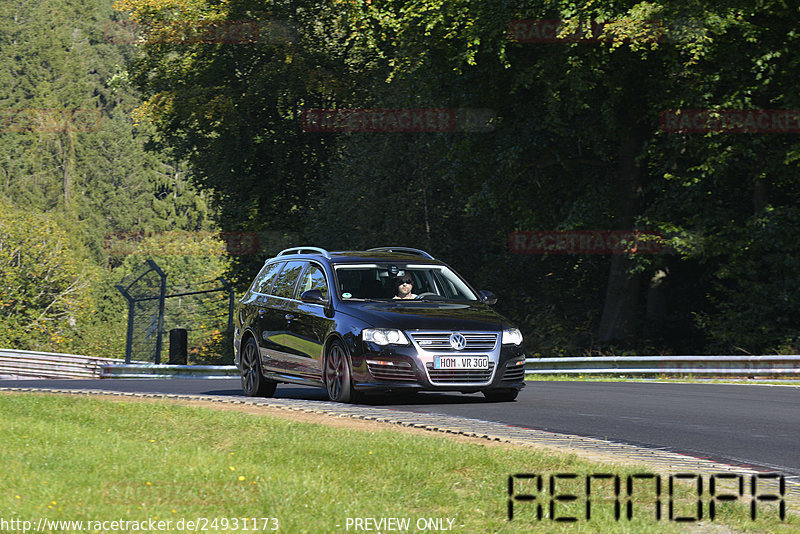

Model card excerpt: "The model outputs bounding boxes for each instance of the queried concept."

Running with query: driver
[393,275,418,300]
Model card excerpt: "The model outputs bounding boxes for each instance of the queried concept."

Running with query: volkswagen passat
[233,247,526,402]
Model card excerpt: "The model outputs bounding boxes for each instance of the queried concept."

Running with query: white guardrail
[0,349,236,379]
[2,349,800,379]
[0,349,126,379]
[99,364,238,379]
[524,355,800,377]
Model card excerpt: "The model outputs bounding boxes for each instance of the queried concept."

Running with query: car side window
[252,262,282,294]
[271,261,305,299]
[298,263,328,300]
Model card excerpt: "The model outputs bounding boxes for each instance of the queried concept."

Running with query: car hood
[337,300,513,331]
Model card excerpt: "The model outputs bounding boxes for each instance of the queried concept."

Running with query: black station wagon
[233,247,526,402]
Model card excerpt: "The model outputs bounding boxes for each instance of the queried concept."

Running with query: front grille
[426,362,495,383]
[502,362,526,382]
[367,361,416,381]
[409,332,498,352]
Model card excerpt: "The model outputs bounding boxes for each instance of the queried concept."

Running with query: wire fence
[162,278,234,365]
[116,260,166,364]
[116,260,233,364]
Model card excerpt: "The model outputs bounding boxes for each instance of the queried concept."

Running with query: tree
[0,0,222,355]
[0,0,217,254]
[116,0,800,355]
[0,200,94,351]
[331,0,800,354]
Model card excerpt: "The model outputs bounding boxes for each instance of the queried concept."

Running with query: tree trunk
[753,174,768,213]
[597,126,646,344]
[57,129,76,205]
[598,255,642,343]
[644,268,668,340]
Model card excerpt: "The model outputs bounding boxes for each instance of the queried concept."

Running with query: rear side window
[271,261,305,299]
[251,262,282,294]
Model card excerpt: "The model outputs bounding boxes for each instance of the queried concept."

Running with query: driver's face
[397,277,413,297]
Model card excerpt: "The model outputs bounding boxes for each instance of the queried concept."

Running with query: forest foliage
[1,0,224,359]
[3,0,799,358]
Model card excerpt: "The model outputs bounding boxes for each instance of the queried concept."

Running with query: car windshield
[334,263,479,301]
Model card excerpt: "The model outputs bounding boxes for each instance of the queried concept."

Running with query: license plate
[434,356,489,370]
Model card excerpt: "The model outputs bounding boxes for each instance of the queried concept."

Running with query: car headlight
[502,328,523,345]
[362,328,409,346]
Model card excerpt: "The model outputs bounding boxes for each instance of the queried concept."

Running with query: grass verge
[0,392,795,533]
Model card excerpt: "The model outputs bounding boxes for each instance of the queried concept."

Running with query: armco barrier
[4,349,800,380]
[0,348,235,379]
[525,355,800,377]
[100,363,238,379]
[0,349,125,379]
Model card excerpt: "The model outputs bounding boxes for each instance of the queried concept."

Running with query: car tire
[240,337,277,397]
[482,388,519,402]
[324,340,359,403]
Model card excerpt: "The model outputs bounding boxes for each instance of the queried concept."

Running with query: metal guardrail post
[115,284,135,364]
[221,278,234,330]
[147,259,167,365]
[116,260,168,364]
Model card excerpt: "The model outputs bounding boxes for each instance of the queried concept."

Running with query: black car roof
[328,251,442,264]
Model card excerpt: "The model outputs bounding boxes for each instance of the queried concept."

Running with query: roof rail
[366,247,435,259]
[277,246,331,258]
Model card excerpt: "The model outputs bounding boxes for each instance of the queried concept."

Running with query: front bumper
[350,332,526,392]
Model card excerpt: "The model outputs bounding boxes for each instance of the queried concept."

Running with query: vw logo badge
[449,333,467,351]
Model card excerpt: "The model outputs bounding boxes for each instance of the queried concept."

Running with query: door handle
[285,314,295,321]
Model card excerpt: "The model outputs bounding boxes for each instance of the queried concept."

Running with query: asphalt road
[2,378,798,476]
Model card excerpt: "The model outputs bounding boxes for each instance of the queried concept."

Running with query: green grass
[0,393,795,533]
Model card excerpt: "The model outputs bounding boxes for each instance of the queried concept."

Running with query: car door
[239,261,282,372]
[261,260,306,374]
[282,262,332,380]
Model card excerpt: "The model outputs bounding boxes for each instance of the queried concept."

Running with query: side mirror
[479,290,497,305]
[300,289,327,305]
